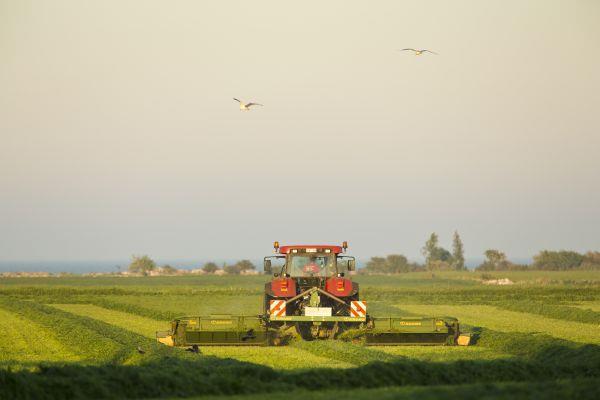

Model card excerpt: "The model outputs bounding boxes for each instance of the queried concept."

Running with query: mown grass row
[0,297,168,365]
[49,304,166,339]
[290,340,398,366]
[475,329,600,370]
[2,332,598,400]
[0,307,81,369]
[400,304,600,344]
[47,304,353,370]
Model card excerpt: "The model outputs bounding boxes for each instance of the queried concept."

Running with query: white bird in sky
[400,48,438,56]
[233,98,263,111]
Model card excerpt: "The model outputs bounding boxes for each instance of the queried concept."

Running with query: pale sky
[1,0,599,263]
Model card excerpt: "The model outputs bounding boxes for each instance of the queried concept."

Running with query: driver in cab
[302,256,322,275]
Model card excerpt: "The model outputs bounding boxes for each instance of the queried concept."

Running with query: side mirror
[264,259,272,273]
[347,259,356,271]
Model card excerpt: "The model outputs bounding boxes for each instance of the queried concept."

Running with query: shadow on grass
[1,329,599,400]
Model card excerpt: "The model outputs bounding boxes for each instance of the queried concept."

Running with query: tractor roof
[279,245,344,254]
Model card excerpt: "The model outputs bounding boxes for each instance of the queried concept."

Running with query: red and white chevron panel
[350,301,367,318]
[269,300,286,317]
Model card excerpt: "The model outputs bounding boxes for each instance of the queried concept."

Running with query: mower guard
[156,314,468,347]
[157,315,270,346]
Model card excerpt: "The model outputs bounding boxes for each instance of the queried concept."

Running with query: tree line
[127,256,256,275]
[363,231,600,274]
[364,231,467,274]
[127,234,600,276]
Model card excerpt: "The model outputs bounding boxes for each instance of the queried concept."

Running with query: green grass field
[0,271,599,399]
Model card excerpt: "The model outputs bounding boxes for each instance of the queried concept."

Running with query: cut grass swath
[290,340,398,366]
[0,297,166,364]
[2,343,599,399]
[376,345,509,362]
[200,346,353,370]
[50,303,350,370]
[399,304,600,344]
[50,304,165,339]
[0,306,81,369]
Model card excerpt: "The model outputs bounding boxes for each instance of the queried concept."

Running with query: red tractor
[263,242,363,340]
[157,242,469,347]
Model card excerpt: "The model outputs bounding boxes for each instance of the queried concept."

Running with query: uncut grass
[0,275,269,290]
[399,304,600,344]
[1,270,599,291]
[355,270,600,287]
[0,306,81,369]
[364,286,600,305]
[494,301,600,324]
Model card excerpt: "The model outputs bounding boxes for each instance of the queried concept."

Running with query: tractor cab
[263,242,356,278]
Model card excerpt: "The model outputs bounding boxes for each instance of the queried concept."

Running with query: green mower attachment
[157,315,270,346]
[156,314,468,347]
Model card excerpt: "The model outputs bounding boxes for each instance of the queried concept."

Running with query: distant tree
[223,264,238,274]
[160,264,177,274]
[422,233,439,265]
[532,250,584,270]
[365,257,387,273]
[476,249,510,271]
[235,259,256,273]
[128,255,156,275]
[451,231,466,270]
[422,233,452,270]
[223,259,256,274]
[581,251,600,270]
[386,254,411,273]
[202,262,219,274]
[364,254,422,274]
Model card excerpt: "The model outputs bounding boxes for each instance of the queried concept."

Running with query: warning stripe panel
[350,301,367,318]
[269,300,286,317]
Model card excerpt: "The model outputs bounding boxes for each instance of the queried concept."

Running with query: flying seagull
[400,48,438,56]
[233,98,263,111]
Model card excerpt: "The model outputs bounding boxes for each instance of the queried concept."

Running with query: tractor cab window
[288,254,335,277]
